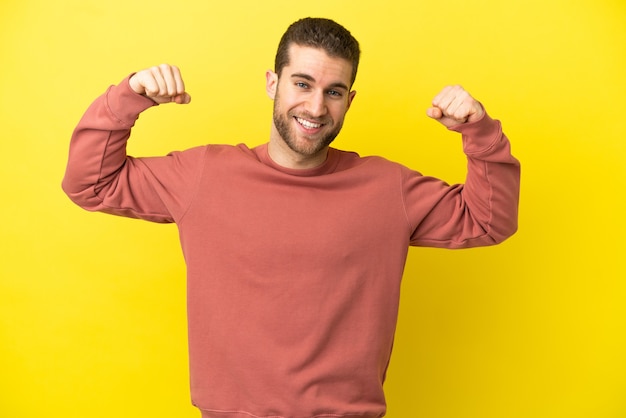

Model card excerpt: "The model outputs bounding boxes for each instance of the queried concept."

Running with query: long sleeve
[62,76,205,223]
[404,112,521,248]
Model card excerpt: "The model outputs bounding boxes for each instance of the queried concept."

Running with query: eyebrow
[290,73,349,91]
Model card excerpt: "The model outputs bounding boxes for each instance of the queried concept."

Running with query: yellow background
[1,0,625,417]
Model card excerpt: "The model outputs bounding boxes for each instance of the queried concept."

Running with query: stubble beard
[272,94,343,158]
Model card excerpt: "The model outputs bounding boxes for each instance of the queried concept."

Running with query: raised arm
[406,85,521,248]
[62,65,199,223]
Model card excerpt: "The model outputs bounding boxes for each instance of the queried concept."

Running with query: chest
[179,163,410,271]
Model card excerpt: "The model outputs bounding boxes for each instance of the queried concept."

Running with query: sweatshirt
[62,76,520,418]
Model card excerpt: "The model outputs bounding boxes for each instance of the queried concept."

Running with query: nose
[304,90,328,117]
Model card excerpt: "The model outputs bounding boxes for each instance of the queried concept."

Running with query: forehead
[284,44,353,87]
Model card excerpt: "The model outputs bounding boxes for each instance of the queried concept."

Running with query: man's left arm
[407,85,521,248]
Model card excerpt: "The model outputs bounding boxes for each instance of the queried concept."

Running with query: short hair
[274,17,361,86]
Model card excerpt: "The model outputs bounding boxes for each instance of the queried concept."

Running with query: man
[63,17,520,418]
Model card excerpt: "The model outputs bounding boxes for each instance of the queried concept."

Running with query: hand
[129,64,191,104]
[426,85,483,128]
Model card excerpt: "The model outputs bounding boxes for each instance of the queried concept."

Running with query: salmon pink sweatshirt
[62,77,520,418]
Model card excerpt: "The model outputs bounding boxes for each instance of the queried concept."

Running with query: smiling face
[266,45,357,169]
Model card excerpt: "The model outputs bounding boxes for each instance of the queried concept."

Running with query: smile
[295,117,323,129]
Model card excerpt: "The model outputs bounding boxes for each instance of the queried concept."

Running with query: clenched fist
[129,64,191,105]
[427,85,484,128]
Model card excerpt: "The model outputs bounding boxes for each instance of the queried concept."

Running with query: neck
[267,128,329,170]
[267,140,329,170]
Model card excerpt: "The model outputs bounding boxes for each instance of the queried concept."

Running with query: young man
[63,17,520,418]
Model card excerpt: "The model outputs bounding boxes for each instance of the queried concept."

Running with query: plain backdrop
[1,0,625,417]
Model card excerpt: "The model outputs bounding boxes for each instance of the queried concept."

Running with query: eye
[295,82,309,89]
[327,90,342,97]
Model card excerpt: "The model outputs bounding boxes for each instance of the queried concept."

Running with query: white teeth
[296,117,322,129]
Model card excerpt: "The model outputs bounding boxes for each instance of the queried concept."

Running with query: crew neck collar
[255,143,341,177]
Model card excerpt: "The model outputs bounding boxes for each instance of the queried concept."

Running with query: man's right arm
[62,65,198,223]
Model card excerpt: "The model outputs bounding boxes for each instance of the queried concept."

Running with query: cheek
[330,103,350,120]
[274,92,298,112]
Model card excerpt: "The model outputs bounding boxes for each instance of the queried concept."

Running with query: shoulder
[163,144,258,169]
[180,143,259,161]
[331,148,408,173]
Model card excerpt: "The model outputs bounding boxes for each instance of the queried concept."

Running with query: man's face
[266,45,356,165]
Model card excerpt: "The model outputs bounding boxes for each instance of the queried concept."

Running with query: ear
[266,70,278,99]
[346,90,357,110]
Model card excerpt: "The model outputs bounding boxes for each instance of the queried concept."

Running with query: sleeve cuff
[449,108,503,156]
[104,74,158,127]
